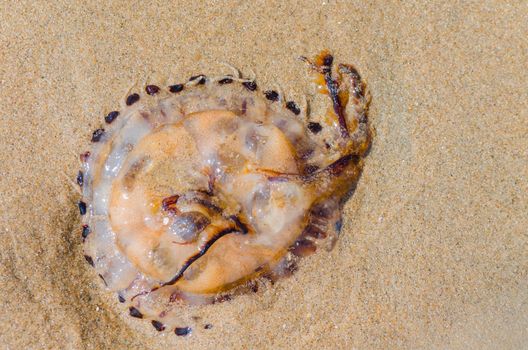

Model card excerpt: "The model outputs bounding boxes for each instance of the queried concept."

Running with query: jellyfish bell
[79,51,371,332]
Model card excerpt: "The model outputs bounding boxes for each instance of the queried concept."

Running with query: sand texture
[0,1,527,349]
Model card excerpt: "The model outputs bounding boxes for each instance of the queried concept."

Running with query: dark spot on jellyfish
[327,154,354,175]
[169,84,184,93]
[175,327,192,336]
[194,198,222,213]
[80,151,91,162]
[76,171,84,186]
[84,255,94,266]
[229,215,249,234]
[325,142,331,149]
[146,85,160,95]
[248,280,258,293]
[298,147,314,160]
[161,195,180,212]
[104,111,119,124]
[91,128,105,142]
[286,260,299,275]
[218,77,233,85]
[118,294,126,303]
[312,203,333,219]
[304,164,319,175]
[204,324,213,330]
[334,219,343,233]
[323,54,334,67]
[242,81,257,91]
[264,90,279,101]
[286,101,300,115]
[126,93,140,106]
[280,259,298,277]
[129,306,143,319]
[98,274,108,286]
[289,238,316,257]
[307,122,323,134]
[78,201,87,215]
[359,113,368,123]
[81,225,90,240]
[262,273,275,285]
[151,320,166,332]
[190,75,206,85]
[303,224,327,239]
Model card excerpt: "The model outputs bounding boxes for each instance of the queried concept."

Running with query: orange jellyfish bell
[78,52,371,333]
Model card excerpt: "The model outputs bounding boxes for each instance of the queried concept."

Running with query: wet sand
[0,1,527,349]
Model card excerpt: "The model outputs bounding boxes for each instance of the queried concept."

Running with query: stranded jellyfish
[78,51,371,332]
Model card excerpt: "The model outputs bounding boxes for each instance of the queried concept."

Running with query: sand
[0,1,527,349]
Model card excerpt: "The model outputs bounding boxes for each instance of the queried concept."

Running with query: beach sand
[0,1,527,349]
